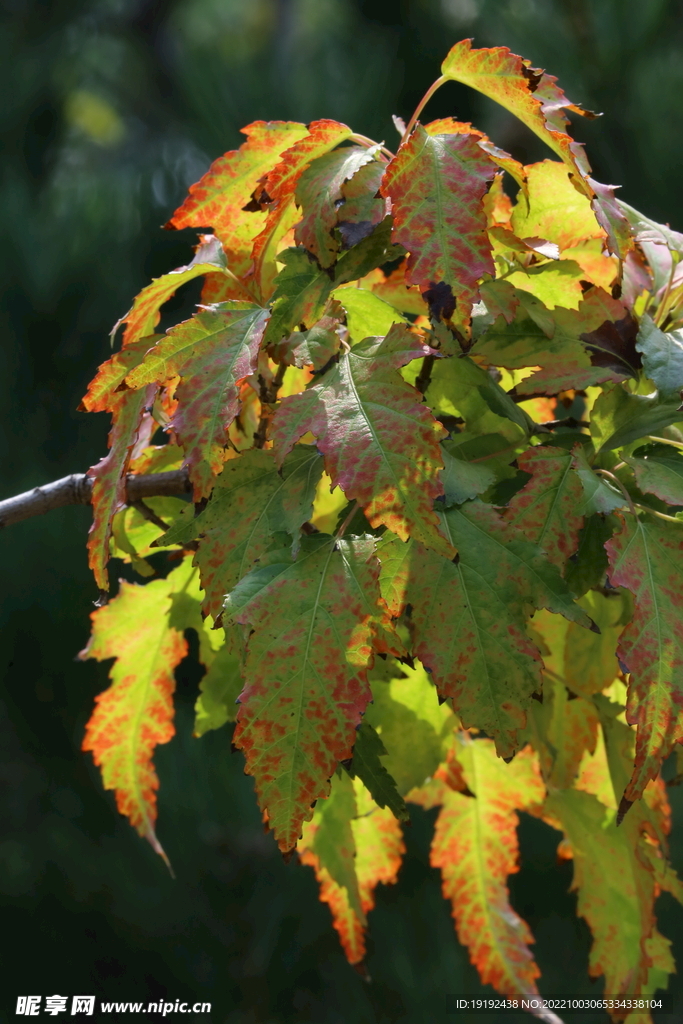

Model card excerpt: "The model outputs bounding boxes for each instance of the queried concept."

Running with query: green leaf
[273,309,342,370]
[294,145,378,267]
[606,516,683,803]
[636,314,683,400]
[334,216,399,284]
[125,302,270,499]
[589,384,681,452]
[309,769,364,921]
[337,159,387,246]
[427,355,532,439]
[625,445,683,505]
[162,446,323,619]
[364,659,455,796]
[544,788,656,997]
[380,124,496,320]
[378,501,591,757]
[346,722,409,822]
[563,514,615,596]
[263,248,334,345]
[272,324,452,557]
[439,442,498,505]
[332,286,406,344]
[504,260,584,311]
[193,642,243,737]
[224,534,386,852]
[571,444,626,514]
[563,589,630,698]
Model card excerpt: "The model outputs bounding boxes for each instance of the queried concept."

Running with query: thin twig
[129,500,170,532]
[634,503,682,524]
[335,501,359,541]
[414,354,435,395]
[0,468,191,529]
[645,435,683,450]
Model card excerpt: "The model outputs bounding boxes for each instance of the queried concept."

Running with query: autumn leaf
[263,248,335,345]
[250,120,353,296]
[504,445,585,568]
[272,324,452,556]
[294,145,379,267]
[510,160,604,250]
[347,721,409,822]
[113,235,231,348]
[380,125,496,321]
[125,302,270,498]
[606,515,683,807]
[87,386,156,591]
[378,501,592,757]
[224,534,387,851]
[79,560,201,864]
[298,773,404,964]
[414,735,547,1000]
[167,121,309,279]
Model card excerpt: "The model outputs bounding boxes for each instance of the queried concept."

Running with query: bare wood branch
[0,468,191,529]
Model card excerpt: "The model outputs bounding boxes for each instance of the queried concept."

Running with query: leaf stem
[401,76,447,145]
[633,503,682,524]
[645,435,683,450]
[414,354,435,395]
[594,468,637,516]
[336,501,359,541]
[349,133,394,161]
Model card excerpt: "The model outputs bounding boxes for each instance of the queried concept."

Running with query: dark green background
[2,1,683,1021]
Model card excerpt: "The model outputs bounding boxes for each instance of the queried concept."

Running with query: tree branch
[0,468,191,529]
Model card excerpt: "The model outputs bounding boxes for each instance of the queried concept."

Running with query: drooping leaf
[563,589,630,698]
[379,501,592,756]
[125,302,270,498]
[333,285,407,344]
[167,121,309,279]
[113,236,232,348]
[347,724,409,823]
[298,774,404,964]
[571,445,627,515]
[380,125,496,321]
[544,788,657,998]
[79,559,201,863]
[415,735,546,1000]
[250,120,353,295]
[162,446,323,618]
[272,324,452,556]
[193,641,243,737]
[504,445,585,568]
[224,534,387,851]
[530,676,599,790]
[87,386,156,591]
[590,385,681,453]
[636,314,683,400]
[294,145,379,267]
[606,515,683,804]
[625,444,683,506]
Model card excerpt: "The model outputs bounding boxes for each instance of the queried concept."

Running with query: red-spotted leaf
[294,145,379,267]
[161,446,324,618]
[224,534,388,851]
[298,774,404,964]
[80,337,160,414]
[167,121,309,279]
[606,516,683,806]
[113,235,230,348]
[87,386,156,591]
[424,116,526,195]
[125,302,269,499]
[272,312,342,371]
[250,120,353,295]
[79,567,192,864]
[416,736,548,1003]
[380,125,496,322]
[271,323,451,556]
[504,445,585,569]
[378,501,591,756]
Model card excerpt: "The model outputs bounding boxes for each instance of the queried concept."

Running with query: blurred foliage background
[2,1,683,1021]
